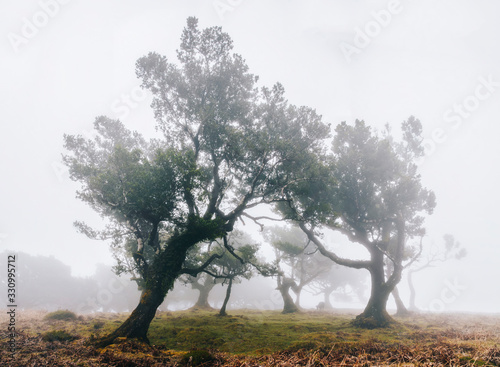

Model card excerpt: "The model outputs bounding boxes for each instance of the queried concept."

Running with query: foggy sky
[1,0,499,313]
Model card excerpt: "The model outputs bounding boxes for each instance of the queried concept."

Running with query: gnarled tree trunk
[219,277,233,316]
[92,224,219,348]
[191,274,216,309]
[353,248,399,328]
[294,284,304,309]
[392,286,410,316]
[277,277,299,314]
[323,287,334,310]
[385,260,410,317]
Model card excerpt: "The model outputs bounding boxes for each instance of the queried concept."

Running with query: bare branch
[404,235,424,269]
[180,252,224,277]
[240,212,284,231]
[222,158,268,228]
[223,236,245,264]
[299,222,371,270]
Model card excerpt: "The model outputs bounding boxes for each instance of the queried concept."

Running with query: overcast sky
[1,0,499,313]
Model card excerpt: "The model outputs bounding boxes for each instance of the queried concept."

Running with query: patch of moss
[92,320,105,330]
[44,310,78,321]
[180,349,218,366]
[459,356,487,366]
[41,329,78,342]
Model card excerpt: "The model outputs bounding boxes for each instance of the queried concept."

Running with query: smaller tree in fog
[179,241,226,310]
[310,264,368,310]
[196,231,273,316]
[265,226,332,313]
[184,273,219,310]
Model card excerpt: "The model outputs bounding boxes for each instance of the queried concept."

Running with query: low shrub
[41,329,78,342]
[44,310,78,321]
[180,349,217,366]
[92,320,105,330]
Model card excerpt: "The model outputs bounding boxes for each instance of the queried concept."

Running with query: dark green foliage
[93,321,105,330]
[180,349,217,366]
[63,17,330,346]
[351,315,390,329]
[41,329,78,342]
[44,310,78,321]
[281,117,436,327]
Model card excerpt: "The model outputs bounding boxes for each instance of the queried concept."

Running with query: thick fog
[1,1,499,314]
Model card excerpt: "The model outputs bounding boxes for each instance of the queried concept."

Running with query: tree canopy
[63,17,330,346]
[63,17,436,344]
[282,117,436,326]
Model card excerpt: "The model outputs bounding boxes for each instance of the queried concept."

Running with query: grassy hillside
[1,309,500,366]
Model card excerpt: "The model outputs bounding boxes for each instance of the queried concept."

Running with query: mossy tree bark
[93,224,221,348]
[353,248,394,328]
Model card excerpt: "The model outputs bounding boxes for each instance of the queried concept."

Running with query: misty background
[0,0,499,313]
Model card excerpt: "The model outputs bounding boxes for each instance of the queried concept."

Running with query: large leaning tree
[63,17,329,347]
[282,118,436,327]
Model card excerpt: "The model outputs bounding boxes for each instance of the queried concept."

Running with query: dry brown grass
[1,309,500,366]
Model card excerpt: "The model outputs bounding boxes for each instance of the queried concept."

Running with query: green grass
[67,309,391,354]
[148,310,500,355]
[138,310,457,355]
[46,309,498,356]
[6,309,500,365]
